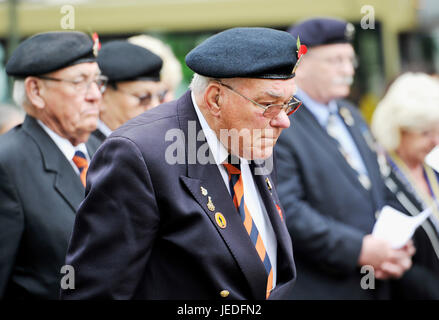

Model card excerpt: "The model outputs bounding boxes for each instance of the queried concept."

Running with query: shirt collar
[97,119,112,137]
[295,87,338,127]
[37,120,88,161]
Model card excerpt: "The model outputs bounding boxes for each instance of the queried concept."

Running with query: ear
[203,82,222,117]
[25,77,46,110]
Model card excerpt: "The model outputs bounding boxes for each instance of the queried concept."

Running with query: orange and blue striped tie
[72,150,88,187]
[223,159,273,299]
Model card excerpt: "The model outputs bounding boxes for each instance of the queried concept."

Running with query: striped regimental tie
[72,150,88,187]
[223,158,273,299]
[326,111,371,190]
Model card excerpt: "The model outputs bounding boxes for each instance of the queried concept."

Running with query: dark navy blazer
[275,101,393,299]
[61,91,296,300]
[0,116,100,299]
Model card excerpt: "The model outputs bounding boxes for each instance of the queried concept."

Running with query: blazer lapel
[23,116,85,212]
[250,161,295,286]
[177,91,269,299]
[298,106,369,192]
[336,102,380,202]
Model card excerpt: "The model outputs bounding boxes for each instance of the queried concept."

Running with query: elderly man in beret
[274,17,415,299]
[92,41,165,143]
[62,27,300,300]
[0,31,106,299]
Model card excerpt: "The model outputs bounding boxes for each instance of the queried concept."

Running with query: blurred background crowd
[1,0,439,300]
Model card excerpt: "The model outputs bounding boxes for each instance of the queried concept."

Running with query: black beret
[97,41,163,82]
[288,18,355,48]
[185,27,298,79]
[6,31,96,77]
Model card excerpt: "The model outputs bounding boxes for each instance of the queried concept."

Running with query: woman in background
[371,72,439,299]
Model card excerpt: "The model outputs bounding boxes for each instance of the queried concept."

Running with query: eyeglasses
[117,89,168,106]
[217,81,302,118]
[38,75,108,94]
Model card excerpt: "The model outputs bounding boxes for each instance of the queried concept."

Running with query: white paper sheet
[372,205,432,249]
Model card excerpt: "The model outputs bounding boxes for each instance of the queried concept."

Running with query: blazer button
[220,290,230,298]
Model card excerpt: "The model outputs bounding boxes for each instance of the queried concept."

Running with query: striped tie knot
[72,150,88,187]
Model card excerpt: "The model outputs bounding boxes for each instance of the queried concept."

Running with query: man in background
[128,34,183,102]
[275,18,414,299]
[0,31,105,299]
[93,41,163,142]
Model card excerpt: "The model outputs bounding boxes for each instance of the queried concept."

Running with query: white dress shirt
[97,119,112,138]
[191,92,278,287]
[37,120,90,175]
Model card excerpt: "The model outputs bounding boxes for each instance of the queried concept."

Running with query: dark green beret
[185,27,298,79]
[6,31,96,77]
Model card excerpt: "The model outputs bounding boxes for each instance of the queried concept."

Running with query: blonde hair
[128,35,182,92]
[371,72,439,151]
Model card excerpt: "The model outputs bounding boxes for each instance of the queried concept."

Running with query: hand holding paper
[372,205,432,249]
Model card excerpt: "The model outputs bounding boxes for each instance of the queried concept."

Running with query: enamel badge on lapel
[200,186,208,196]
[215,212,227,229]
[339,107,354,127]
[207,196,215,212]
[275,204,284,222]
[265,177,272,191]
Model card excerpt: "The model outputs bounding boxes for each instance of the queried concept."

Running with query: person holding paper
[275,17,415,300]
[372,72,439,299]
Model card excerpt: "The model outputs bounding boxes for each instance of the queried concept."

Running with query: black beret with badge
[97,41,163,82]
[287,17,355,48]
[185,27,300,79]
[6,31,96,78]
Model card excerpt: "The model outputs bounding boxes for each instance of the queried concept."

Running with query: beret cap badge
[92,32,101,57]
[292,36,308,74]
[345,23,355,41]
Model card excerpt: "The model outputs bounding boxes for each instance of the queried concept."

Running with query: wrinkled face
[102,80,164,126]
[296,43,355,104]
[398,125,439,165]
[217,77,295,160]
[39,62,102,145]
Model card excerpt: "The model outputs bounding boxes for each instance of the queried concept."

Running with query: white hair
[0,104,24,133]
[371,72,439,151]
[128,35,183,91]
[189,73,215,96]
[12,79,29,108]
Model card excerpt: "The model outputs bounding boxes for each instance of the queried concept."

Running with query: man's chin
[247,148,273,160]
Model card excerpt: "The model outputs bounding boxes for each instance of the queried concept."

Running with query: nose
[342,58,355,76]
[85,81,102,102]
[150,93,161,107]
[269,110,290,129]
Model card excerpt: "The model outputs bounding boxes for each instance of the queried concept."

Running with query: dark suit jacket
[91,128,107,145]
[0,115,100,299]
[274,101,392,299]
[384,165,439,299]
[61,90,296,300]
